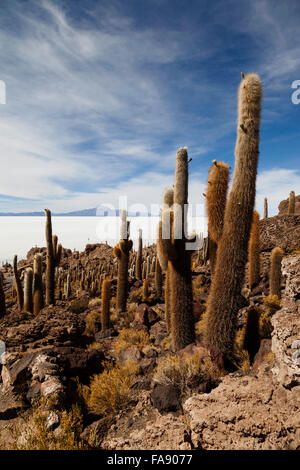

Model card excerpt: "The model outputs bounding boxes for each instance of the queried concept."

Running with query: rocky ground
[0,210,299,450]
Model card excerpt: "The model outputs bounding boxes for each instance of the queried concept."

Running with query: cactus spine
[248,210,260,289]
[45,209,55,305]
[24,268,33,313]
[204,73,262,364]
[33,253,44,315]
[159,148,195,351]
[269,247,284,299]
[101,279,111,330]
[264,197,268,218]
[135,229,143,280]
[13,255,23,310]
[205,160,229,274]
[113,210,133,312]
[0,272,6,317]
[288,190,295,214]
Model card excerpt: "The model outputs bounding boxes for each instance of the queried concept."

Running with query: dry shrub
[88,298,101,308]
[129,288,143,304]
[6,402,88,450]
[259,312,273,339]
[88,360,140,415]
[153,352,220,394]
[69,297,89,314]
[84,310,101,337]
[113,328,150,355]
[263,294,281,313]
[233,327,251,374]
[195,310,208,338]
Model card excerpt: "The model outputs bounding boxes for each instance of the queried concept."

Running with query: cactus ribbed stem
[114,211,133,312]
[101,279,111,330]
[0,272,6,318]
[135,229,143,280]
[45,209,55,305]
[288,190,295,214]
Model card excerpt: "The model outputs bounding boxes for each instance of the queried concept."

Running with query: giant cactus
[205,160,229,274]
[158,148,195,351]
[248,210,260,289]
[33,253,44,315]
[204,73,262,365]
[113,210,133,312]
[45,209,55,305]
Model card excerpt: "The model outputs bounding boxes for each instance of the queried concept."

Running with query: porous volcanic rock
[259,215,300,252]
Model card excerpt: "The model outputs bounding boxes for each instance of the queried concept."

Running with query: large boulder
[0,307,85,353]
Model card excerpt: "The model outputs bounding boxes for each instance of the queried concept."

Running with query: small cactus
[264,197,268,218]
[142,278,149,301]
[269,247,284,299]
[135,229,143,280]
[33,253,44,315]
[101,279,111,330]
[24,268,33,313]
[0,272,6,318]
[13,255,23,310]
[288,190,295,214]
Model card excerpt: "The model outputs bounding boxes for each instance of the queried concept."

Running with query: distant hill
[0,207,152,216]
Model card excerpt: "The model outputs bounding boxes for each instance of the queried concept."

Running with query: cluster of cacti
[205,160,230,274]
[248,210,260,290]
[269,246,284,298]
[157,148,196,352]
[204,73,262,364]
[113,210,133,312]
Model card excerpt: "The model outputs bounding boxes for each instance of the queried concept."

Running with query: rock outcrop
[278,195,300,215]
[259,215,300,252]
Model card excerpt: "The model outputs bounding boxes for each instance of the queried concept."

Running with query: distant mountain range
[0,207,153,217]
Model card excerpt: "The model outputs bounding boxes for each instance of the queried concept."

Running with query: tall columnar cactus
[135,229,143,280]
[45,209,55,305]
[205,160,230,274]
[113,210,133,312]
[264,197,268,219]
[33,253,44,315]
[24,268,33,313]
[101,279,111,330]
[204,73,262,364]
[142,278,149,301]
[157,187,174,333]
[248,210,260,289]
[158,148,195,351]
[288,190,295,214]
[146,256,150,278]
[154,256,163,299]
[0,272,6,318]
[269,246,284,299]
[13,255,23,310]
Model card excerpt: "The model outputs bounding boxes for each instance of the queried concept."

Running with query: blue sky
[0,0,299,216]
